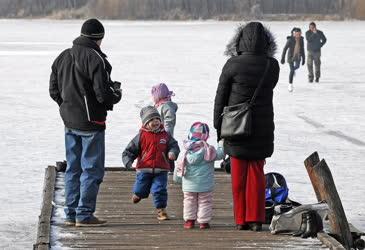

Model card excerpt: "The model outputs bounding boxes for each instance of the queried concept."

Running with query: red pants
[231,157,265,225]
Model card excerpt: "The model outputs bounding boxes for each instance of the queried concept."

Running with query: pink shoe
[200,223,210,229]
[184,220,195,229]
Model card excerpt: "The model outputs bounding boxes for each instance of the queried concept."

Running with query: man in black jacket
[305,22,327,83]
[49,19,121,227]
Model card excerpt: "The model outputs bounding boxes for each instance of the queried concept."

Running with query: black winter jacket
[281,36,305,64]
[49,36,121,131]
[305,30,327,52]
[214,22,280,160]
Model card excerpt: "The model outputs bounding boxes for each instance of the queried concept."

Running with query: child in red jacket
[122,106,180,220]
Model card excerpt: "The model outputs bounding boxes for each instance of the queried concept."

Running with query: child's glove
[168,152,176,161]
[280,58,285,64]
[125,162,132,169]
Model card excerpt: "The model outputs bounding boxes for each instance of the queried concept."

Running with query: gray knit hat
[140,106,161,125]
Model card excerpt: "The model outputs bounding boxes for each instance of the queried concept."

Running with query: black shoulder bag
[220,60,270,139]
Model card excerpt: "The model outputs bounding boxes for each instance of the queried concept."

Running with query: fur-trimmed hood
[225,22,277,57]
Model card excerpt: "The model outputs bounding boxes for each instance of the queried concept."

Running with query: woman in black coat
[213,22,279,231]
[281,27,305,92]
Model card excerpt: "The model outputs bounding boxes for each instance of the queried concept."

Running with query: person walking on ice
[281,27,305,92]
[122,106,180,220]
[49,18,122,227]
[174,122,224,229]
[305,22,327,83]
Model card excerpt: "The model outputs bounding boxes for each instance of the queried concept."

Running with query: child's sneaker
[156,208,169,220]
[199,223,210,229]
[132,194,141,204]
[183,220,195,229]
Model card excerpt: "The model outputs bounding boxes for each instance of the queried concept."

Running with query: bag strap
[249,59,271,105]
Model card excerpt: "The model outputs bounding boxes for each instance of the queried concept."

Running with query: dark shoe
[184,220,195,229]
[293,212,308,237]
[200,223,210,229]
[157,208,169,220]
[75,217,107,227]
[301,211,317,238]
[64,218,75,226]
[56,160,67,172]
[236,224,250,230]
[132,194,141,204]
[315,77,319,83]
[309,78,314,83]
[249,222,262,232]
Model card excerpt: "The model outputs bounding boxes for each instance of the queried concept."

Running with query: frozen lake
[0,20,364,249]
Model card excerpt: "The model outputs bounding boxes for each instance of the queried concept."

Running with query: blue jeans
[64,127,105,222]
[289,58,301,83]
[133,172,168,209]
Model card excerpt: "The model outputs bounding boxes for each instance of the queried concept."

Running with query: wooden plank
[50,171,329,249]
[304,151,322,201]
[309,159,353,249]
[317,232,346,250]
[33,166,56,250]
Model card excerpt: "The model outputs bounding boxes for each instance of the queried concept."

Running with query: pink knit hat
[151,83,174,103]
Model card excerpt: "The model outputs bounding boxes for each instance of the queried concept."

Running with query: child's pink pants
[183,191,213,223]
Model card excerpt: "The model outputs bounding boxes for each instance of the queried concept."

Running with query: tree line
[0,0,362,19]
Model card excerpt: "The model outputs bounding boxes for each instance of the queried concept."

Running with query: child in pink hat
[151,83,178,137]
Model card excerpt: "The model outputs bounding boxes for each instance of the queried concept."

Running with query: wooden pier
[34,167,340,249]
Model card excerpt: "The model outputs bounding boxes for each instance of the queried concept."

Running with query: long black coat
[214,22,280,160]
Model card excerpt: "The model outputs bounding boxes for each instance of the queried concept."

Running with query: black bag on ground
[220,60,270,139]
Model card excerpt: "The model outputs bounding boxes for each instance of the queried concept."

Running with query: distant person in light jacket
[213,22,280,232]
[305,22,327,83]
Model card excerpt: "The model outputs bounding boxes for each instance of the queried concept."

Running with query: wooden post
[33,166,56,250]
[306,158,353,249]
[304,151,322,201]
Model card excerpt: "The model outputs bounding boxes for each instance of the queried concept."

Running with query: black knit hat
[140,106,161,126]
[81,18,105,40]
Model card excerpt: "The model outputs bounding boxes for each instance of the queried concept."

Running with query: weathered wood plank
[50,171,329,249]
[309,159,353,249]
[33,166,56,250]
[304,151,322,201]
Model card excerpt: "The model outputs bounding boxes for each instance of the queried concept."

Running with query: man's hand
[168,152,176,161]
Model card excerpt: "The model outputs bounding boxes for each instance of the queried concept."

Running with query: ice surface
[0,19,364,249]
